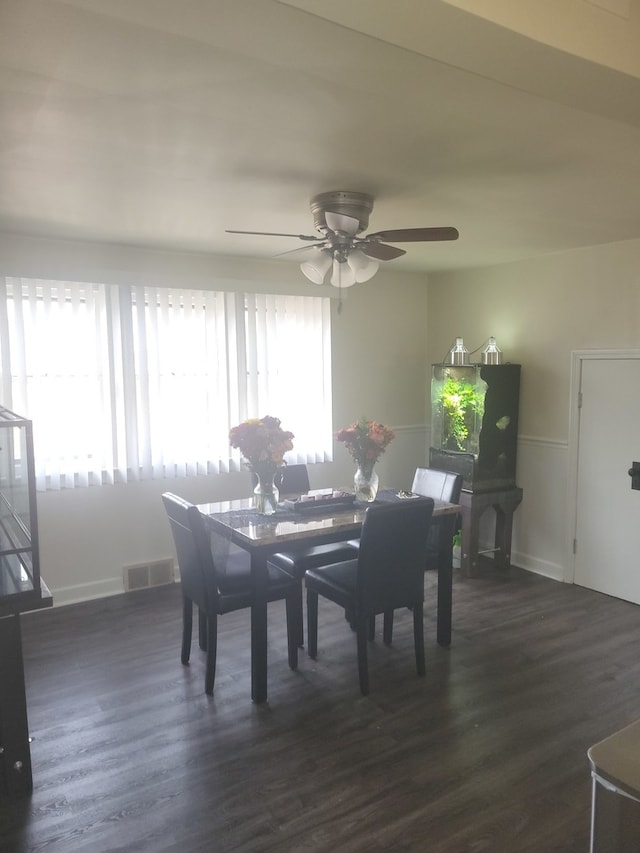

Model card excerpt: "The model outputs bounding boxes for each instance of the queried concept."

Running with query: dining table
[197,489,460,703]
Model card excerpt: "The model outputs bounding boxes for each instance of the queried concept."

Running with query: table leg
[250,553,269,703]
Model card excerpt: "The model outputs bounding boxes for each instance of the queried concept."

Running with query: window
[0,278,332,489]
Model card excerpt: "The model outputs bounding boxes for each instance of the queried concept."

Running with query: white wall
[12,230,636,601]
[0,233,430,605]
[428,237,640,581]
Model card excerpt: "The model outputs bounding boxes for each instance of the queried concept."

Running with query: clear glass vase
[354,463,379,503]
[253,468,280,515]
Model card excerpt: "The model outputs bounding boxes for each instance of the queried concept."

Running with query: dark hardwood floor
[2,564,640,852]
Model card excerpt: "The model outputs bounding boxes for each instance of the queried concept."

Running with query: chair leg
[204,613,217,695]
[198,608,207,651]
[181,595,193,665]
[307,589,318,659]
[356,618,370,696]
[368,615,375,641]
[382,610,394,646]
[294,582,304,647]
[285,593,299,670]
[413,602,425,677]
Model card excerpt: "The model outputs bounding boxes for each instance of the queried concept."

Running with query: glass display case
[0,406,41,609]
[0,407,50,796]
[429,363,521,492]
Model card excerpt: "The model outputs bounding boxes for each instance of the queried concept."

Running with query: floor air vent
[124,559,176,592]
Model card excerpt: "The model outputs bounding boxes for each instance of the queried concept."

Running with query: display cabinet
[429,363,521,492]
[429,364,522,576]
[0,406,42,610]
[0,405,51,797]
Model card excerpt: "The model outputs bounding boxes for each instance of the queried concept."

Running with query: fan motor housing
[310,191,373,235]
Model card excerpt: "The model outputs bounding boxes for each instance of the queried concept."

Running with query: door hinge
[573,538,577,554]
[577,391,583,409]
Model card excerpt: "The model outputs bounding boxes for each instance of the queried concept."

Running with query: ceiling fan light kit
[300,251,332,284]
[330,259,354,289]
[346,249,379,283]
[226,190,459,289]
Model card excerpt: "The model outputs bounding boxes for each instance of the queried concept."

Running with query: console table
[458,486,523,577]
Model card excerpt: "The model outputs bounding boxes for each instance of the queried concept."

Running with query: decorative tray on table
[282,490,356,514]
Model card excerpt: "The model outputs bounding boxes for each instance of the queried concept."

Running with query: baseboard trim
[49,577,126,608]
[511,550,564,583]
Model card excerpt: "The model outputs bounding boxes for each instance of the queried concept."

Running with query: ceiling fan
[226,190,459,288]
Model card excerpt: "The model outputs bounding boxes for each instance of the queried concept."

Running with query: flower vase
[354,463,379,502]
[253,468,280,515]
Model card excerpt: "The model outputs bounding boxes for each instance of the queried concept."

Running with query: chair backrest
[356,499,434,615]
[276,464,310,494]
[411,467,463,503]
[162,492,219,613]
[411,468,462,569]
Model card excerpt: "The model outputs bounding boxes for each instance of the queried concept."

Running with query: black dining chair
[250,463,311,495]
[162,492,300,695]
[305,498,434,696]
[378,467,463,644]
[266,464,359,646]
[343,467,463,559]
[410,467,463,570]
[276,463,310,494]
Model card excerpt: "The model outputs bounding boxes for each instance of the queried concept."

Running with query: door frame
[566,348,640,584]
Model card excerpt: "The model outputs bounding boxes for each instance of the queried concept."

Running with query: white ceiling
[2,0,640,273]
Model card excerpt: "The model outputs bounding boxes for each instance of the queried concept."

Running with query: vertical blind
[0,278,332,490]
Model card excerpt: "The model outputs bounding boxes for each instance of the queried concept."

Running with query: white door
[573,356,640,603]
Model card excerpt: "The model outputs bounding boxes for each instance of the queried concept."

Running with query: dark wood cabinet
[430,365,523,575]
[458,486,523,577]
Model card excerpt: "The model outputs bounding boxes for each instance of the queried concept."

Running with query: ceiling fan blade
[325,211,360,236]
[366,227,459,242]
[226,229,321,241]
[274,243,330,259]
[363,242,406,261]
